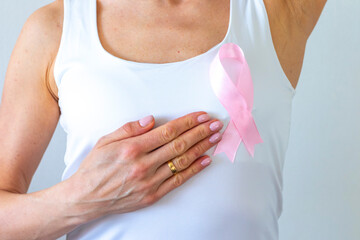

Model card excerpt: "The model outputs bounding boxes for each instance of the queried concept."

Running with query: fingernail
[201,157,212,166]
[209,132,222,143]
[139,115,153,127]
[209,121,223,131]
[198,113,210,123]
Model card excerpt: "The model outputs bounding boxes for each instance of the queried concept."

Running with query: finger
[148,119,223,169]
[154,155,212,200]
[97,115,155,146]
[151,131,222,184]
[135,111,211,153]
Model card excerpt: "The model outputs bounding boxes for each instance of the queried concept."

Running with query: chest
[50,0,303,100]
[96,0,231,64]
[54,0,296,172]
[97,0,303,87]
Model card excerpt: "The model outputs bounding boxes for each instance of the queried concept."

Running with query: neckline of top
[90,0,233,67]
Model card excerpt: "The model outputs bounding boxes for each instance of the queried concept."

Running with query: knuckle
[138,180,153,194]
[129,163,147,180]
[96,135,109,146]
[171,139,187,155]
[161,125,177,142]
[191,166,200,175]
[175,155,188,169]
[143,194,157,206]
[185,116,195,129]
[199,125,208,137]
[122,122,134,135]
[120,142,141,159]
[187,150,198,163]
[193,144,205,156]
[173,174,184,187]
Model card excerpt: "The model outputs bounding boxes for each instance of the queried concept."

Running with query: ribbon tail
[212,120,242,163]
[213,114,263,162]
[239,116,263,158]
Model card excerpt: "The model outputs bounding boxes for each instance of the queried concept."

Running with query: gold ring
[167,160,177,175]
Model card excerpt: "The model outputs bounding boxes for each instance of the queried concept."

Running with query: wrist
[28,176,86,229]
[57,172,107,224]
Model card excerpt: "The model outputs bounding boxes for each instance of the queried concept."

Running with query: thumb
[97,115,155,146]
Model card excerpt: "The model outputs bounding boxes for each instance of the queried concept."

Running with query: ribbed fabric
[54,0,295,239]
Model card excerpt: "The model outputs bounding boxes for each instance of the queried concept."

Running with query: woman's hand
[67,111,223,222]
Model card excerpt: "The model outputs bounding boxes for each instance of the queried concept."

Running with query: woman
[0,0,327,239]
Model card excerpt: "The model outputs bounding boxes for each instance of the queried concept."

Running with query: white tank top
[55,0,296,239]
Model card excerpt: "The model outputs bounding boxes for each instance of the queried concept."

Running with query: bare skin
[0,0,327,239]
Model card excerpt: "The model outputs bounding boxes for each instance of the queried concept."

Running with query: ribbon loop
[209,43,263,163]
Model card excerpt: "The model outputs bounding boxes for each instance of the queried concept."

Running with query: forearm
[0,177,87,240]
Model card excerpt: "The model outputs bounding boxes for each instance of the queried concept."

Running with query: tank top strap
[54,0,95,88]
[233,0,271,46]
[233,0,296,94]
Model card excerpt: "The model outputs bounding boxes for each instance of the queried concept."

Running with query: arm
[262,0,328,87]
[285,0,328,39]
[0,1,85,239]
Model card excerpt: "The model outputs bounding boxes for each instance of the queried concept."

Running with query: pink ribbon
[209,42,263,163]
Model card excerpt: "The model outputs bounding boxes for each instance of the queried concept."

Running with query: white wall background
[278,1,360,240]
[0,1,359,240]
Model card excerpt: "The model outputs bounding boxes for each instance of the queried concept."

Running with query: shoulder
[3,0,64,105]
[16,0,64,67]
[21,0,63,51]
[26,0,63,26]
[264,0,327,40]
[18,0,64,101]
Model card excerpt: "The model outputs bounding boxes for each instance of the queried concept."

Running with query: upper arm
[285,0,328,39]
[0,1,63,194]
